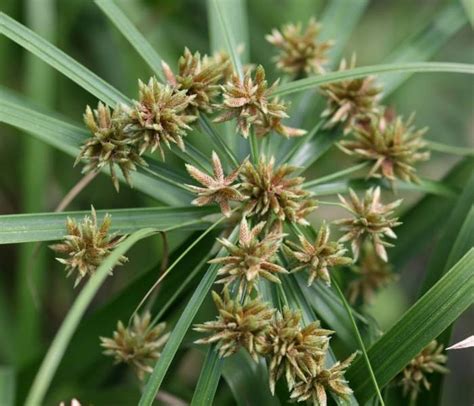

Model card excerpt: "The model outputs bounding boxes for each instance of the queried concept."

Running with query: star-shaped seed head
[162,47,230,113]
[339,109,430,183]
[240,156,317,224]
[50,207,127,287]
[214,65,305,138]
[194,288,274,360]
[260,307,333,394]
[77,102,146,191]
[100,312,169,380]
[125,77,197,158]
[185,152,244,217]
[290,353,357,406]
[346,243,397,305]
[335,187,402,262]
[399,340,448,401]
[266,17,333,76]
[210,217,287,296]
[285,223,352,286]
[320,56,382,134]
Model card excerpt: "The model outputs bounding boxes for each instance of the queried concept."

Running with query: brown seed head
[100,312,169,380]
[194,288,274,360]
[339,109,430,183]
[50,207,127,287]
[77,102,146,191]
[335,187,402,262]
[266,17,333,76]
[125,77,197,158]
[240,156,317,224]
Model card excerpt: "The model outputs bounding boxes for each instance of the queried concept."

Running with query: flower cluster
[100,312,169,380]
[215,65,306,138]
[50,207,127,287]
[398,340,448,401]
[266,17,333,76]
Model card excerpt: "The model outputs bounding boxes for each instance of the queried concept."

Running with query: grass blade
[347,248,474,403]
[273,62,474,97]
[95,0,165,81]
[0,206,220,244]
[191,347,223,406]
[25,228,158,406]
[139,227,238,406]
[0,367,15,406]
[381,3,468,95]
[0,12,129,105]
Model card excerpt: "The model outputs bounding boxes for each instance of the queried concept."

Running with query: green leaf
[347,248,474,403]
[0,367,15,406]
[139,227,238,406]
[420,170,474,294]
[460,0,474,27]
[191,347,223,406]
[222,352,277,406]
[381,3,468,94]
[25,228,158,406]
[0,91,191,204]
[0,12,129,106]
[0,206,219,244]
[305,177,458,198]
[391,157,474,268]
[95,0,165,81]
[273,63,474,97]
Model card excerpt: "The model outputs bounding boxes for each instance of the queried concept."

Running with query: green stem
[249,131,259,163]
[332,279,385,406]
[130,214,229,326]
[303,162,370,188]
[427,140,474,157]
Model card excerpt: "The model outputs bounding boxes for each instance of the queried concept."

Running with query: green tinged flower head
[100,312,169,380]
[210,217,287,296]
[340,109,430,183]
[162,47,230,113]
[50,207,127,287]
[290,352,357,406]
[399,340,448,401]
[125,77,197,158]
[346,243,397,305]
[261,307,333,394]
[240,156,318,224]
[266,17,333,76]
[214,65,306,138]
[320,56,382,134]
[77,102,146,191]
[285,223,352,286]
[185,151,245,217]
[335,187,402,262]
[194,288,274,360]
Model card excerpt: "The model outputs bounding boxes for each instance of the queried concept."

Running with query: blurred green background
[0,0,472,404]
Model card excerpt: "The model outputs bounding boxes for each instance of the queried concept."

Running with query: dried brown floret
[77,102,146,191]
[285,223,352,286]
[210,217,287,296]
[185,151,244,217]
[194,288,274,360]
[266,17,333,76]
[125,77,197,158]
[335,187,402,262]
[100,312,169,380]
[50,207,127,287]
[240,156,317,224]
[339,109,430,183]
